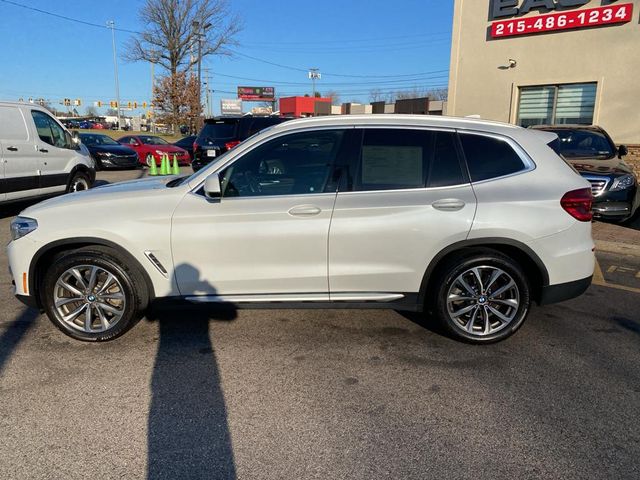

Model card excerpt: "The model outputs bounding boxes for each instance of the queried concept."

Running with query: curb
[595,239,640,257]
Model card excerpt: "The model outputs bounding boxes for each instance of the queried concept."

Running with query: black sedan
[173,135,196,161]
[79,133,140,170]
[532,125,639,222]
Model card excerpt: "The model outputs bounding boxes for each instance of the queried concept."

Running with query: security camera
[508,59,517,68]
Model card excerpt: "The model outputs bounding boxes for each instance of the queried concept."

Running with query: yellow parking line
[592,259,640,294]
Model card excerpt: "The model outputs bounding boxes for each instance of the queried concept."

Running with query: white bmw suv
[7,115,595,343]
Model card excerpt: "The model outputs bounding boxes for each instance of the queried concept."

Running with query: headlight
[610,174,635,191]
[10,217,38,241]
[96,151,113,157]
[155,150,164,156]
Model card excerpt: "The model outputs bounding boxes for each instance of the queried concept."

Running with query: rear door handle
[288,205,322,217]
[432,199,466,212]
[6,146,18,152]
[39,148,48,153]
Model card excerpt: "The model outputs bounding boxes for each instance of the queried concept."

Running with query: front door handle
[39,148,48,153]
[6,146,18,152]
[432,199,466,212]
[288,205,322,217]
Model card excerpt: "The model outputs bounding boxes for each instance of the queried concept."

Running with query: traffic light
[74,99,82,106]
[96,101,103,108]
[110,101,118,108]
[142,102,147,108]
[133,102,138,109]
[63,98,71,106]
[127,101,132,109]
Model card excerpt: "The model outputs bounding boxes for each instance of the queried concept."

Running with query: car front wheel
[41,247,145,341]
[433,251,531,343]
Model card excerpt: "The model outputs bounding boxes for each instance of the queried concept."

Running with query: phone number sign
[491,3,633,38]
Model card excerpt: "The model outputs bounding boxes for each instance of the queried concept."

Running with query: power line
[241,31,452,47]
[0,0,141,34]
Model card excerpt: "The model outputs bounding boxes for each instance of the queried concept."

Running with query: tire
[67,171,91,193]
[40,246,147,341]
[432,250,531,344]
[146,154,156,167]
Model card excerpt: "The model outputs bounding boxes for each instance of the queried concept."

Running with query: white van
[0,101,95,203]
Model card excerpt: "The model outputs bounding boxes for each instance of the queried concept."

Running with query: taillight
[193,141,199,152]
[560,188,593,222]
[225,140,241,150]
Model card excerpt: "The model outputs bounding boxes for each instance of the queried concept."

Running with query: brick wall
[627,145,640,177]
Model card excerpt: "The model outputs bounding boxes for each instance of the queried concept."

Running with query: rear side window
[0,106,29,141]
[200,122,237,143]
[354,129,466,191]
[459,133,526,182]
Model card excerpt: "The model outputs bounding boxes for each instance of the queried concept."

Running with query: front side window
[353,129,465,191]
[460,133,526,182]
[31,110,68,148]
[220,130,345,198]
[517,82,596,127]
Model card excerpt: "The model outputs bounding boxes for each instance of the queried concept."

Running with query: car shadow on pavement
[0,307,39,375]
[145,264,238,480]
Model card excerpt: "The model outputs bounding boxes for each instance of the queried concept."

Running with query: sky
[0,0,454,116]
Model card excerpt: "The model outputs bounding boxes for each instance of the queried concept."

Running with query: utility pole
[107,21,122,130]
[309,68,321,98]
[192,21,211,129]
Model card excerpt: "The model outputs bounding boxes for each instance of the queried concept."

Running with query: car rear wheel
[41,247,146,341]
[67,171,90,193]
[433,251,531,343]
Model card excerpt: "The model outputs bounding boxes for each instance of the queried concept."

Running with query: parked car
[191,116,291,171]
[531,125,639,221]
[78,120,95,129]
[79,133,140,170]
[91,122,105,130]
[0,101,95,204]
[117,134,190,167]
[173,135,196,160]
[9,115,595,343]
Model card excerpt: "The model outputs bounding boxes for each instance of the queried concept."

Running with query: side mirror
[204,173,221,199]
[618,145,628,159]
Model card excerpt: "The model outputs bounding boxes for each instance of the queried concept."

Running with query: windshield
[139,135,169,145]
[79,134,119,146]
[549,129,615,159]
[200,122,236,143]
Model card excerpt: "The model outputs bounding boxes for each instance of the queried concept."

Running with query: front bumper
[592,201,633,219]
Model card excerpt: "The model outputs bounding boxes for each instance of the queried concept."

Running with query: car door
[328,127,477,298]
[30,110,76,195]
[171,128,350,298]
[0,105,39,201]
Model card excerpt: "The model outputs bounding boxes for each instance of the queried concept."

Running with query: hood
[566,157,633,176]
[154,144,187,153]
[88,144,137,155]
[21,176,182,217]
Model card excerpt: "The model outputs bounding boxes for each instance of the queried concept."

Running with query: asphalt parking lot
[1,169,639,480]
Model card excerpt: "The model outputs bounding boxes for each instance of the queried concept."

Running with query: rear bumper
[538,275,592,305]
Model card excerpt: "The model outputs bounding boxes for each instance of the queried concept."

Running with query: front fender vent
[144,251,168,277]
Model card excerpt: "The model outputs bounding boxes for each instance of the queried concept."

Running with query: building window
[517,83,596,127]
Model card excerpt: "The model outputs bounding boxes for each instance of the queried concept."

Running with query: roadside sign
[237,86,275,101]
[221,98,243,115]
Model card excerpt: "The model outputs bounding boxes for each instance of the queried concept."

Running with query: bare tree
[85,105,99,117]
[324,90,341,105]
[125,0,242,75]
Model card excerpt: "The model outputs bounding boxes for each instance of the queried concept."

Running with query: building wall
[448,0,640,144]
[279,97,331,117]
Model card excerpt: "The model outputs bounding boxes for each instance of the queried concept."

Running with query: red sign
[237,86,275,101]
[491,3,633,39]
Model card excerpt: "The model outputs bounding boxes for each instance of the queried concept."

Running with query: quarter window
[31,110,68,148]
[517,82,597,127]
[354,129,465,191]
[220,130,345,197]
[460,133,526,182]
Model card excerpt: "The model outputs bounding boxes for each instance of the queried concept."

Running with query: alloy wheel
[446,266,520,337]
[53,265,126,333]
